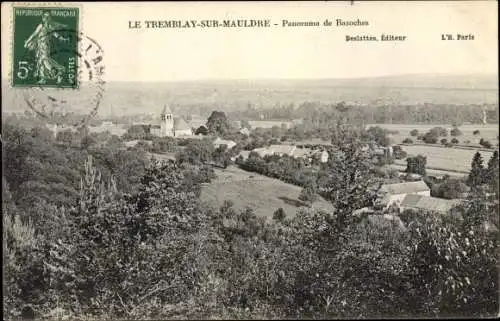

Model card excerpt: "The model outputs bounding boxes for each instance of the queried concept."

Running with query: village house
[213,137,237,150]
[377,180,431,209]
[253,144,296,158]
[231,150,251,162]
[248,144,329,163]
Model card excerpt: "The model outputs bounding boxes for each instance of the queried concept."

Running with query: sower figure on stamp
[24,11,70,84]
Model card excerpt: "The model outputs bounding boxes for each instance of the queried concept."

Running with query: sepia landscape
[3,72,499,319]
[2,0,499,319]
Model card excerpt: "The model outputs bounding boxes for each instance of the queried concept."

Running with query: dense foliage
[431,177,470,199]
[206,111,232,136]
[467,151,499,198]
[228,102,499,125]
[406,155,427,176]
[3,123,148,220]
[3,120,498,320]
[479,138,493,149]
[450,127,462,137]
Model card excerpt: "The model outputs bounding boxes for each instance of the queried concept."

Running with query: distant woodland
[4,102,498,127]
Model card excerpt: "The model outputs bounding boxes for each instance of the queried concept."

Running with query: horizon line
[1,72,498,84]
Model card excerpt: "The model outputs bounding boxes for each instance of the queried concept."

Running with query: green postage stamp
[12,6,80,88]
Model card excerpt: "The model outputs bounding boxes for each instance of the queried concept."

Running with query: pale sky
[1,1,498,82]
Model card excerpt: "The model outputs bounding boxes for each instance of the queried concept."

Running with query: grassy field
[396,145,495,173]
[368,124,499,146]
[200,166,334,219]
[389,164,466,178]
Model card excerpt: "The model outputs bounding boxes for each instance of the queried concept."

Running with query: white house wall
[386,194,408,208]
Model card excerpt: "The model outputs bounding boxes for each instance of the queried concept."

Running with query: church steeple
[161,104,173,121]
[160,104,175,137]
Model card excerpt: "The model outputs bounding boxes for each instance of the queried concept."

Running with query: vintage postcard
[1,1,498,320]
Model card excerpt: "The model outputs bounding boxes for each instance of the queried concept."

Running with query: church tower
[160,105,175,137]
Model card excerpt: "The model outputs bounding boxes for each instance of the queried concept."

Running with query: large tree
[319,115,382,247]
[123,124,150,140]
[406,155,427,176]
[467,152,486,188]
[486,150,499,198]
[432,178,469,199]
[176,138,215,165]
[366,126,391,147]
[206,111,232,136]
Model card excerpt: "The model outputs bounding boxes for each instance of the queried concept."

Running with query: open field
[368,124,499,146]
[395,145,496,173]
[389,164,467,178]
[200,166,334,219]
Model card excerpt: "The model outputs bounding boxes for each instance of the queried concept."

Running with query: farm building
[377,180,431,208]
[231,150,251,162]
[253,145,296,158]
[400,194,463,214]
[213,137,237,150]
[252,145,329,163]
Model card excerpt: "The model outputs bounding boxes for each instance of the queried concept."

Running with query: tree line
[229,102,499,125]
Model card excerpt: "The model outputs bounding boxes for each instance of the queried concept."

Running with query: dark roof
[401,194,462,213]
[400,194,421,207]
